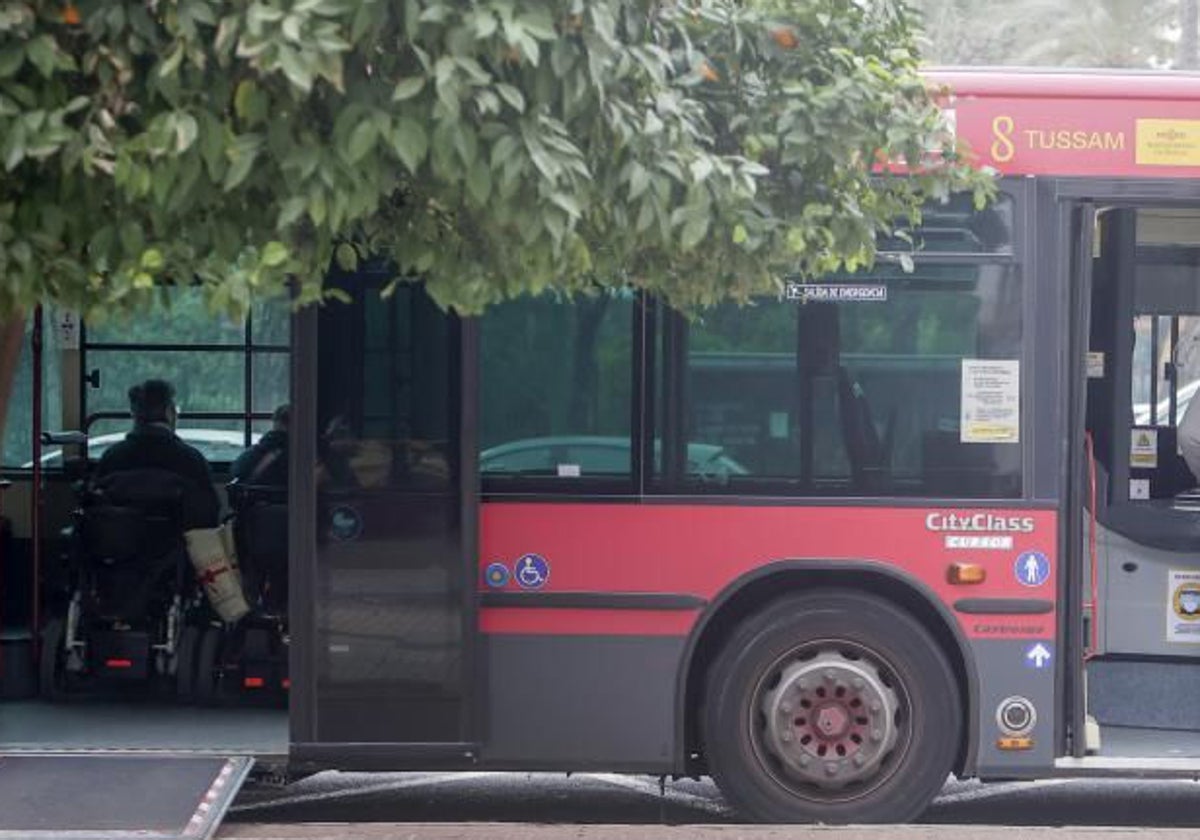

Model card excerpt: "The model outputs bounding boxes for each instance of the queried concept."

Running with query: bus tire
[702,589,959,824]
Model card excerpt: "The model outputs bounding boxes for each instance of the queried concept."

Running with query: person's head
[128,379,178,429]
[272,404,290,432]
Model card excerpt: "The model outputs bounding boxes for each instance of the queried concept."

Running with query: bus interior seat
[837,371,894,491]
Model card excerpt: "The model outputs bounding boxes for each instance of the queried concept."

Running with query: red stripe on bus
[105,658,133,669]
[480,503,1057,641]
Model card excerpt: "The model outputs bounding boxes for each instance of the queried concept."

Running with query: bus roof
[919,68,1200,178]
[926,68,1200,101]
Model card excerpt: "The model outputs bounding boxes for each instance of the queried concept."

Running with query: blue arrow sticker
[1024,642,1053,670]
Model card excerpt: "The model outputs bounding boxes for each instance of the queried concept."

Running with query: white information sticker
[1087,352,1105,379]
[1168,569,1200,643]
[960,360,1020,444]
[1131,428,1158,469]
[1130,478,1150,500]
[556,463,581,478]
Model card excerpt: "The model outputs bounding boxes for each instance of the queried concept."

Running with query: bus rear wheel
[703,590,960,823]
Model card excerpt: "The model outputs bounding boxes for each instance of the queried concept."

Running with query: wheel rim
[751,642,909,801]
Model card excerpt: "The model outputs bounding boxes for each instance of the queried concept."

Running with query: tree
[0,0,989,443]
[909,0,1021,65]
[911,0,1175,67]
[1009,0,1172,67]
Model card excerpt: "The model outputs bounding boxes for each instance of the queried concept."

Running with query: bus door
[1072,203,1200,764]
[290,275,478,764]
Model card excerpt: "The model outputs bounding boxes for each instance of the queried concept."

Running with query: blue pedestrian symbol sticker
[514,553,550,590]
[1014,551,1050,588]
[1024,642,1052,670]
[484,562,510,589]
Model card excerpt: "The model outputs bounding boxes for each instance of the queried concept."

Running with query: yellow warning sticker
[1131,427,1158,469]
[1136,119,1200,167]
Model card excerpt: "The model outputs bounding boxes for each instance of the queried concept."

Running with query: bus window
[881,193,1015,255]
[80,288,290,465]
[480,291,634,482]
[663,263,1023,498]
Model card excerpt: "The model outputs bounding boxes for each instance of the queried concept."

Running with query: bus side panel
[479,502,1058,776]
[482,633,684,769]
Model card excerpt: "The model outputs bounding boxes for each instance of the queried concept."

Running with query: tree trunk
[1180,0,1198,69]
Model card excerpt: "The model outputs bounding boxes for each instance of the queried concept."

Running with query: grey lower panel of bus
[0,701,287,756]
[0,754,251,840]
[970,637,1057,778]
[1100,725,1200,758]
[1089,658,1200,731]
[482,634,684,769]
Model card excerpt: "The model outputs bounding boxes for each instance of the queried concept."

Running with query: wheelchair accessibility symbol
[514,553,550,590]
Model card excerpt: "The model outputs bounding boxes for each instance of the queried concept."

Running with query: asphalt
[219,771,1200,837]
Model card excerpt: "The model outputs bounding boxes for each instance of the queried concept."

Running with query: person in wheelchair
[95,379,219,530]
[231,404,288,487]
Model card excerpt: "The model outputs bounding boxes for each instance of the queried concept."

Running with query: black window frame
[80,305,290,464]
[648,191,1026,501]
[478,293,642,498]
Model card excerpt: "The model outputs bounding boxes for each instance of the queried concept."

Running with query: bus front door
[292,277,477,765]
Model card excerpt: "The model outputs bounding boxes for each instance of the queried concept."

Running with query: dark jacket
[231,430,288,487]
[95,424,220,529]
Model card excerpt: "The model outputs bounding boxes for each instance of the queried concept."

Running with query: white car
[480,435,749,481]
[1133,379,1200,427]
[28,428,261,468]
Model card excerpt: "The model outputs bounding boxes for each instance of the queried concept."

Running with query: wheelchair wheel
[38,619,67,702]
[194,625,223,706]
[175,625,200,700]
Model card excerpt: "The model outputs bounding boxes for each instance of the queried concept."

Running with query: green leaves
[391,117,428,174]
[0,0,990,322]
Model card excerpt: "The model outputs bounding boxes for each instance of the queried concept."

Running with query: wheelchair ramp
[0,754,251,840]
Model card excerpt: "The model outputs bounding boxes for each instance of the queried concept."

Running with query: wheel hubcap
[758,649,901,790]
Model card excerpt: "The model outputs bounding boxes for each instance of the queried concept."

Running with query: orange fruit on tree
[770,27,798,49]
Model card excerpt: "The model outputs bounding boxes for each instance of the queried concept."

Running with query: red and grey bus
[3,68,1200,833]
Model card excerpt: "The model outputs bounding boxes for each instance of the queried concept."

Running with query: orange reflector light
[948,563,987,585]
[244,677,265,688]
[105,658,133,669]
[996,737,1034,751]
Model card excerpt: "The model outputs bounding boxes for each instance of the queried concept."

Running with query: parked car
[1133,379,1200,427]
[480,435,748,481]
[27,428,259,468]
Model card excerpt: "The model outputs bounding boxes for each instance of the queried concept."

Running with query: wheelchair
[191,481,289,705]
[40,468,199,699]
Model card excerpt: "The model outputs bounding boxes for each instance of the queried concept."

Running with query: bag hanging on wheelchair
[185,523,250,623]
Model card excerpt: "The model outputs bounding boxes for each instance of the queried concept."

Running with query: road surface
[221,771,1200,837]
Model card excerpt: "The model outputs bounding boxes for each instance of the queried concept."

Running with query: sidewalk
[220,824,1200,840]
